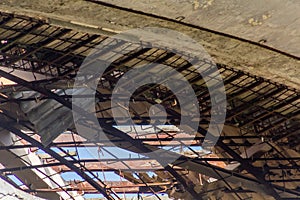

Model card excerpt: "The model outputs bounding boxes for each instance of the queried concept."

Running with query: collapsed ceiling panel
[0,8,298,200]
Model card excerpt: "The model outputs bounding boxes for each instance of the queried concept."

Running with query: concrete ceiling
[0,0,299,89]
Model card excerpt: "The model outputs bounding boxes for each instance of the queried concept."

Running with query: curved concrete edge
[0,1,299,90]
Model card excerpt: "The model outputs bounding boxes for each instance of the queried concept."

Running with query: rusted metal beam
[0,68,201,199]
[25,180,171,194]
[0,119,118,200]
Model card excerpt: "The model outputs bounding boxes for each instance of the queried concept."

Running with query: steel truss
[0,11,299,200]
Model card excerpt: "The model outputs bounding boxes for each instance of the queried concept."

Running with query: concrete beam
[0,176,45,200]
[0,130,84,200]
[0,0,299,89]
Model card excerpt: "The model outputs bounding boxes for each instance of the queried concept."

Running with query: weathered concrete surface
[0,177,45,200]
[105,0,300,57]
[0,0,299,89]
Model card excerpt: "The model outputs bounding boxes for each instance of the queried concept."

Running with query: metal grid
[0,11,299,200]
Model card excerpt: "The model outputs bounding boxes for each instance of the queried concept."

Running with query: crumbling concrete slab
[0,0,299,89]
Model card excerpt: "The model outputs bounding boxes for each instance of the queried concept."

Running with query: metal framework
[0,11,299,200]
